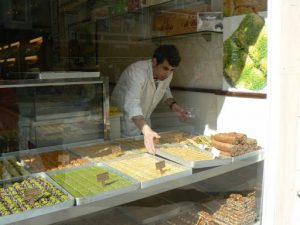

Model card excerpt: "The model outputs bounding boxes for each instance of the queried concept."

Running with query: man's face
[152,58,176,81]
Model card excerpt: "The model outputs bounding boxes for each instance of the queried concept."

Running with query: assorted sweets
[106,154,185,182]
[179,135,212,151]
[213,192,257,225]
[49,166,133,197]
[113,138,146,151]
[212,132,261,157]
[197,192,257,225]
[158,131,195,144]
[21,150,89,172]
[0,157,30,179]
[158,146,214,161]
[153,192,257,225]
[70,143,137,162]
[0,177,70,216]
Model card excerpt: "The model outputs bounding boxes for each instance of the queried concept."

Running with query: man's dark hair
[153,44,181,67]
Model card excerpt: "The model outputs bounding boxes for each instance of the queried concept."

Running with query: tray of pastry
[68,141,141,162]
[0,155,31,180]
[17,148,91,173]
[105,153,192,189]
[47,163,139,205]
[155,144,232,169]
[0,172,74,225]
[113,136,147,152]
[157,130,196,144]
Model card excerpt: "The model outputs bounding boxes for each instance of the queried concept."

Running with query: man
[112,45,190,154]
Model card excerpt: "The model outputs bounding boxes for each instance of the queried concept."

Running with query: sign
[58,153,70,164]
[24,187,41,203]
[97,172,109,186]
[155,160,166,174]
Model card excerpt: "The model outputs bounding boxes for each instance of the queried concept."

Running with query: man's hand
[142,124,160,154]
[171,103,192,122]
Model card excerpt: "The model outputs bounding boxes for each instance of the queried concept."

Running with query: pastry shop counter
[6,149,263,225]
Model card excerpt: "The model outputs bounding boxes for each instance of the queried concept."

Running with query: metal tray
[2,147,92,174]
[104,153,192,189]
[232,149,264,162]
[0,172,75,225]
[67,140,143,163]
[47,163,140,205]
[155,144,232,169]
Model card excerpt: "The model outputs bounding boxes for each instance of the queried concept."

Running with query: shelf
[139,30,222,41]
[7,151,264,225]
[10,41,20,48]
[6,58,16,63]
[92,0,207,22]
[29,36,43,45]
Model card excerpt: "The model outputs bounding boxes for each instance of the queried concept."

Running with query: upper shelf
[140,30,222,42]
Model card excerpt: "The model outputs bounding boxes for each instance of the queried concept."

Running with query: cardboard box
[152,9,198,36]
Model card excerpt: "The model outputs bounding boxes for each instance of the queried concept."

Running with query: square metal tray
[67,140,143,163]
[104,153,192,189]
[3,147,92,174]
[155,144,232,169]
[47,163,140,205]
[0,172,75,225]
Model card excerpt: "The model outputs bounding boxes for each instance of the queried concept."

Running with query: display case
[0,0,268,224]
[0,72,109,153]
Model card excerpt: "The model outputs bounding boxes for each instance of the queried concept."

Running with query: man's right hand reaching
[141,124,160,154]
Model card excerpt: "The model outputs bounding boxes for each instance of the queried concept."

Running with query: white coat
[111,59,173,136]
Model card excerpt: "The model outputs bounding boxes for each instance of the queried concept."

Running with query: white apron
[111,59,173,136]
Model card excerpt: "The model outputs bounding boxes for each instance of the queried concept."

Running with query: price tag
[111,146,122,155]
[58,153,70,165]
[155,160,166,174]
[97,172,109,186]
[211,147,220,158]
[24,187,41,203]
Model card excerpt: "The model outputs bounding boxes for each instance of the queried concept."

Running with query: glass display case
[0,0,268,225]
[0,72,109,153]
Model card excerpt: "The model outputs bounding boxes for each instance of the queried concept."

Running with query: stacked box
[152,9,198,36]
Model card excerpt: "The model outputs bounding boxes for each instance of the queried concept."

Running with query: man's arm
[132,115,160,154]
[164,98,192,122]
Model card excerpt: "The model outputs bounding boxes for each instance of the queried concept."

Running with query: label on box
[211,147,220,158]
[58,153,70,164]
[156,160,166,174]
[97,172,109,186]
